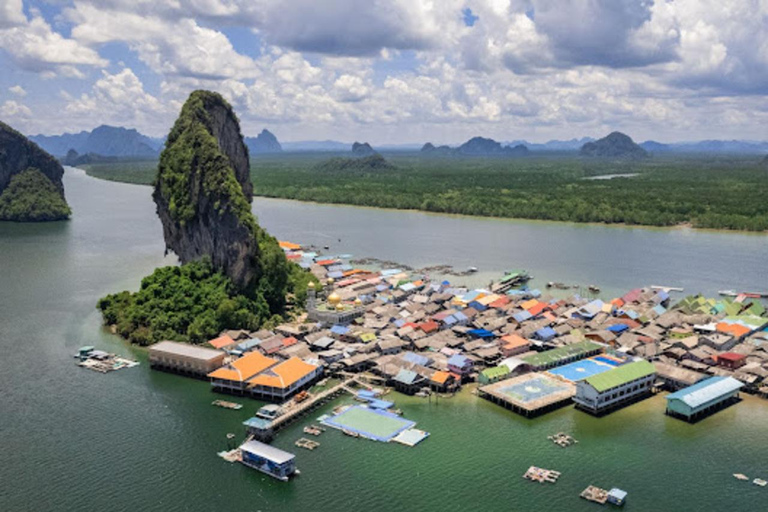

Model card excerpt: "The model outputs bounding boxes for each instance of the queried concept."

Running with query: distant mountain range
[421,136,529,157]
[580,132,648,159]
[30,125,164,158]
[640,140,768,154]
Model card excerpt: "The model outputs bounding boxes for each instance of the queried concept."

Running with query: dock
[580,485,609,504]
[523,466,561,484]
[478,373,576,418]
[244,377,361,442]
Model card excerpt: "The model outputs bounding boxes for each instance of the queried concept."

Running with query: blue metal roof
[666,376,744,409]
[331,325,349,335]
[402,351,431,366]
[534,326,556,339]
[394,369,420,385]
[468,328,494,338]
[448,354,471,366]
[607,324,629,333]
[513,310,532,322]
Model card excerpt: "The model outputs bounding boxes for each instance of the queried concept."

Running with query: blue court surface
[548,357,620,382]
[498,375,571,404]
[322,405,415,442]
[593,355,622,367]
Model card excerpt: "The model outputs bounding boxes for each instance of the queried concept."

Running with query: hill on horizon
[580,132,648,159]
[30,125,163,158]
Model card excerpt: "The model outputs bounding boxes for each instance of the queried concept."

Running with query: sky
[0,0,767,144]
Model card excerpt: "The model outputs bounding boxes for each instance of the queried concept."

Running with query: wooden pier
[247,377,363,442]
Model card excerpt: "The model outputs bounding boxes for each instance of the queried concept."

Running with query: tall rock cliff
[0,120,66,198]
[152,90,288,302]
[245,129,283,154]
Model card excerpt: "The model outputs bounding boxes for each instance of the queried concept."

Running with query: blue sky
[1,0,767,144]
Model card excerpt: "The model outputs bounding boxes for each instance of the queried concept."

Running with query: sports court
[322,405,415,442]
[479,373,576,417]
[548,356,624,382]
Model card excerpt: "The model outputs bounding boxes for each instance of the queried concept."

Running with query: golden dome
[354,298,363,306]
[328,292,341,306]
[327,277,335,285]
[335,303,345,311]
[307,281,315,290]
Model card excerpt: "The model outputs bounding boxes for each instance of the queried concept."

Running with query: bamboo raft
[303,425,325,436]
[580,485,609,504]
[548,432,578,448]
[295,438,320,450]
[523,466,561,484]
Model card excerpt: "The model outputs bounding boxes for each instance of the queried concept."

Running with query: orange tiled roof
[716,322,750,338]
[431,370,451,385]
[248,357,318,389]
[278,241,301,250]
[207,351,278,382]
[501,334,529,348]
[208,334,236,349]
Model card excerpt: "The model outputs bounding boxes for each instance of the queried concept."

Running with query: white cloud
[0,0,26,29]
[9,85,27,97]
[0,99,32,117]
[0,9,107,75]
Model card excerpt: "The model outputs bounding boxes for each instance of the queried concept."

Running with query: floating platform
[391,428,430,447]
[303,425,325,436]
[212,399,242,410]
[581,485,609,504]
[478,373,576,418]
[548,432,578,448]
[77,355,139,373]
[295,438,320,450]
[523,466,561,484]
[322,405,415,442]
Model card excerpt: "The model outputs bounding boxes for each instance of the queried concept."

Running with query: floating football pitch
[323,405,415,442]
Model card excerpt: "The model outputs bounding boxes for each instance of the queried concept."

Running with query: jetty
[523,466,561,484]
[212,399,242,410]
[244,377,361,442]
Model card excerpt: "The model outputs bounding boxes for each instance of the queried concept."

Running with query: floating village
[139,240,768,499]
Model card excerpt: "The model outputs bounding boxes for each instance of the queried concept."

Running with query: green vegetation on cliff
[0,168,71,221]
[98,90,317,345]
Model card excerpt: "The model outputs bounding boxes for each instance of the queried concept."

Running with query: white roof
[667,376,743,409]
[240,440,295,464]
[150,341,224,361]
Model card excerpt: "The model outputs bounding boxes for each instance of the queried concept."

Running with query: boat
[754,479,767,487]
[467,266,478,273]
[733,473,749,481]
[342,429,359,438]
[588,285,600,293]
[212,400,243,410]
[719,290,738,297]
[226,433,235,439]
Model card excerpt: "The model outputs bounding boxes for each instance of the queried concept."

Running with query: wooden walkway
[265,378,358,433]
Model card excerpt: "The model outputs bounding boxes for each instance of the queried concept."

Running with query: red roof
[489,296,511,308]
[718,352,746,362]
[419,321,439,334]
[282,337,298,347]
[527,302,549,317]
[316,259,338,266]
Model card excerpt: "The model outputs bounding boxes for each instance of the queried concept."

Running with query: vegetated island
[82,131,768,232]
[97,91,316,345]
[0,120,71,222]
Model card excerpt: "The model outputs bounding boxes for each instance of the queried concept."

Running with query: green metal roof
[481,366,510,379]
[522,340,601,367]
[584,360,655,392]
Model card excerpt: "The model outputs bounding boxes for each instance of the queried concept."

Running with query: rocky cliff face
[153,90,261,290]
[0,120,67,202]
[580,132,648,159]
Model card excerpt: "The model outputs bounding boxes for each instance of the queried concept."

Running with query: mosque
[306,279,366,325]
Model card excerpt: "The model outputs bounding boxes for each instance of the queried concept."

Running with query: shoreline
[82,169,768,237]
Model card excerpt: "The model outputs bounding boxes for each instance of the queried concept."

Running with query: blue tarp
[534,327,557,341]
[331,325,349,335]
[367,399,394,409]
[607,324,629,333]
[467,328,495,338]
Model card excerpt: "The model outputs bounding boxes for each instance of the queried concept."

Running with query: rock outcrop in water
[580,132,648,159]
[0,120,70,221]
[153,90,287,299]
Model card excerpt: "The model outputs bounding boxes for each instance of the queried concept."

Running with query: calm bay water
[1,168,767,511]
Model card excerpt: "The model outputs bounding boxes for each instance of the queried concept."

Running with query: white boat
[753,478,767,487]
[733,473,749,481]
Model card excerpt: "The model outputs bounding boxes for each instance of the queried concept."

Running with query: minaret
[307,281,316,311]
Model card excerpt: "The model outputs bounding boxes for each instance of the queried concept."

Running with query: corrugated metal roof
[522,340,601,367]
[241,440,295,464]
[665,376,743,408]
[584,360,655,392]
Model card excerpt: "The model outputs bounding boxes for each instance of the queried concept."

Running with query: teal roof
[481,366,510,379]
[584,360,655,392]
[666,376,743,408]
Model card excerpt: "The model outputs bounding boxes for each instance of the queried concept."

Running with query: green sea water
[1,169,767,512]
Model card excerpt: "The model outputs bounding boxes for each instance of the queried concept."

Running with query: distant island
[421,136,529,157]
[352,142,377,157]
[0,121,71,222]
[580,132,648,159]
[97,91,316,345]
[313,154,394,173]
[246,129,283,154]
